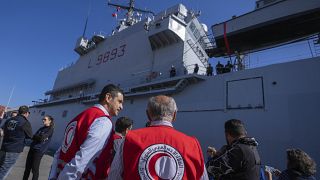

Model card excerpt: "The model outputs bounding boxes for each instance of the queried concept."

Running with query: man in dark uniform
[0,105,33,179]
[207,119,261,180]
[206,63,213,76]
[0,111,19,152]
[170,65,176,77]
[194,63,199,74]
[215,61,224,74]
[224,61,233,73]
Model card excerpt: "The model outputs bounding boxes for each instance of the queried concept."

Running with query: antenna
[108,0,154,25]
[5,85,15,113]
[82,0,92,37]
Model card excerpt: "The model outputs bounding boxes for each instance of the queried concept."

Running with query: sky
[0,0,314,108]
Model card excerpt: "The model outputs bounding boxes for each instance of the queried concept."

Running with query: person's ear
[172,111,177,122]
[105,93,113,104]
[146,110,152,121]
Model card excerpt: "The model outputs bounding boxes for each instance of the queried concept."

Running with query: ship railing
[185,64,206,75]
[118,71,169,88]
[116,65,206,91]
[33,74,206,107]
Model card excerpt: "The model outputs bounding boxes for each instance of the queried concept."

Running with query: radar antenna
[108,0,154,25]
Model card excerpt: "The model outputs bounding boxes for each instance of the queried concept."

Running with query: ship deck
[6,147,53,180]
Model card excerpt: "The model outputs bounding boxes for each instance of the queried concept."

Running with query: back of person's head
[10,111,18,117]
[98,84,123,103]
[115,116,133,134]
[286,148,316,176]
[224,119,247,138]
[147,95,177,122]
[18,105,29,115]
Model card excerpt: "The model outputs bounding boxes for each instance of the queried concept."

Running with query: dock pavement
[6,147,53,180]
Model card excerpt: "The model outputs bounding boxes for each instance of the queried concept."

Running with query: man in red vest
[48,84,124,180]
[109,95,209,180]
[94,116,133,179]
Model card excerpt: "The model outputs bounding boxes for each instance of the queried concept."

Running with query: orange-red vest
[123,125,205,180]
[94,133,123,179]
[57,106,111,178]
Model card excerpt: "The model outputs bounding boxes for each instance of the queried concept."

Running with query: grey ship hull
[29,56,320,171]
[28,1,320,175]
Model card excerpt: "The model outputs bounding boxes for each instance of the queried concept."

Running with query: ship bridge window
[193,29,200,40]
[189,22,196,32]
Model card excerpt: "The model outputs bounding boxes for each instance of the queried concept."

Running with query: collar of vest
[150,120,173,127]
[94,104,110,117]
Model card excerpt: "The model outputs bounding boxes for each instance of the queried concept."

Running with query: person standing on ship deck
[194,63,199,74]
[48,84,124,180]
[170,65,177,77]
[206,63,213,76]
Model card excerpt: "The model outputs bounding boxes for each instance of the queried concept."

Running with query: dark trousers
[0,150,20,180]
[23,149,44,180]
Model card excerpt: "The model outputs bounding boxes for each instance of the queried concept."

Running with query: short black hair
[18,105,29,115]
[115,116,133,133]
[224,119,247,138]
[98,84,123,103]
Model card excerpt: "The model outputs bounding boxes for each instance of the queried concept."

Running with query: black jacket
[278,169,316,180]
[207,137,261,180]
[1,115,33,153]
[31,126,54,153]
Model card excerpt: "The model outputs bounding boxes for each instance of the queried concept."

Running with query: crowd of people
[215,61,233,74]
[169,62,233,78]
[0,106,54,180]
[205,119,317,180]
[0,83,317,180]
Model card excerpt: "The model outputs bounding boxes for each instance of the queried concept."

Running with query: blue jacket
[1,115,33,153]
[31,126,54,154]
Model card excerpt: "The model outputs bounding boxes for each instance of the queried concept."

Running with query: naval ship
[29,0,320,174]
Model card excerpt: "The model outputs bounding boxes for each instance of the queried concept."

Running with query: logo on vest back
[61,121,77,153]
[138,144,184,180]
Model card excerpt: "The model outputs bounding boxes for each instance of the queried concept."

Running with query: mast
[108,0,154,26]
[127,0,134,25]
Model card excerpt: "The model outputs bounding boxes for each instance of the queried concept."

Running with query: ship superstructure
[29,0,320,175]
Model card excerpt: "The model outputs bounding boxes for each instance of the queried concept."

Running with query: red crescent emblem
[64,126,74,146]
[148,153,171,179]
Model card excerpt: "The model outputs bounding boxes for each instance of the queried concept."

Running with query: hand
[274,169,281,176]
[264,165,281,178]
[264,170,273,180]
[0,129,3,137]
[207,146,217,158]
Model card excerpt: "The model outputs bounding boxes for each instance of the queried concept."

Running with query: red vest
[123,125,205,180]
[57,106,111,178]
[94,133,123,179]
